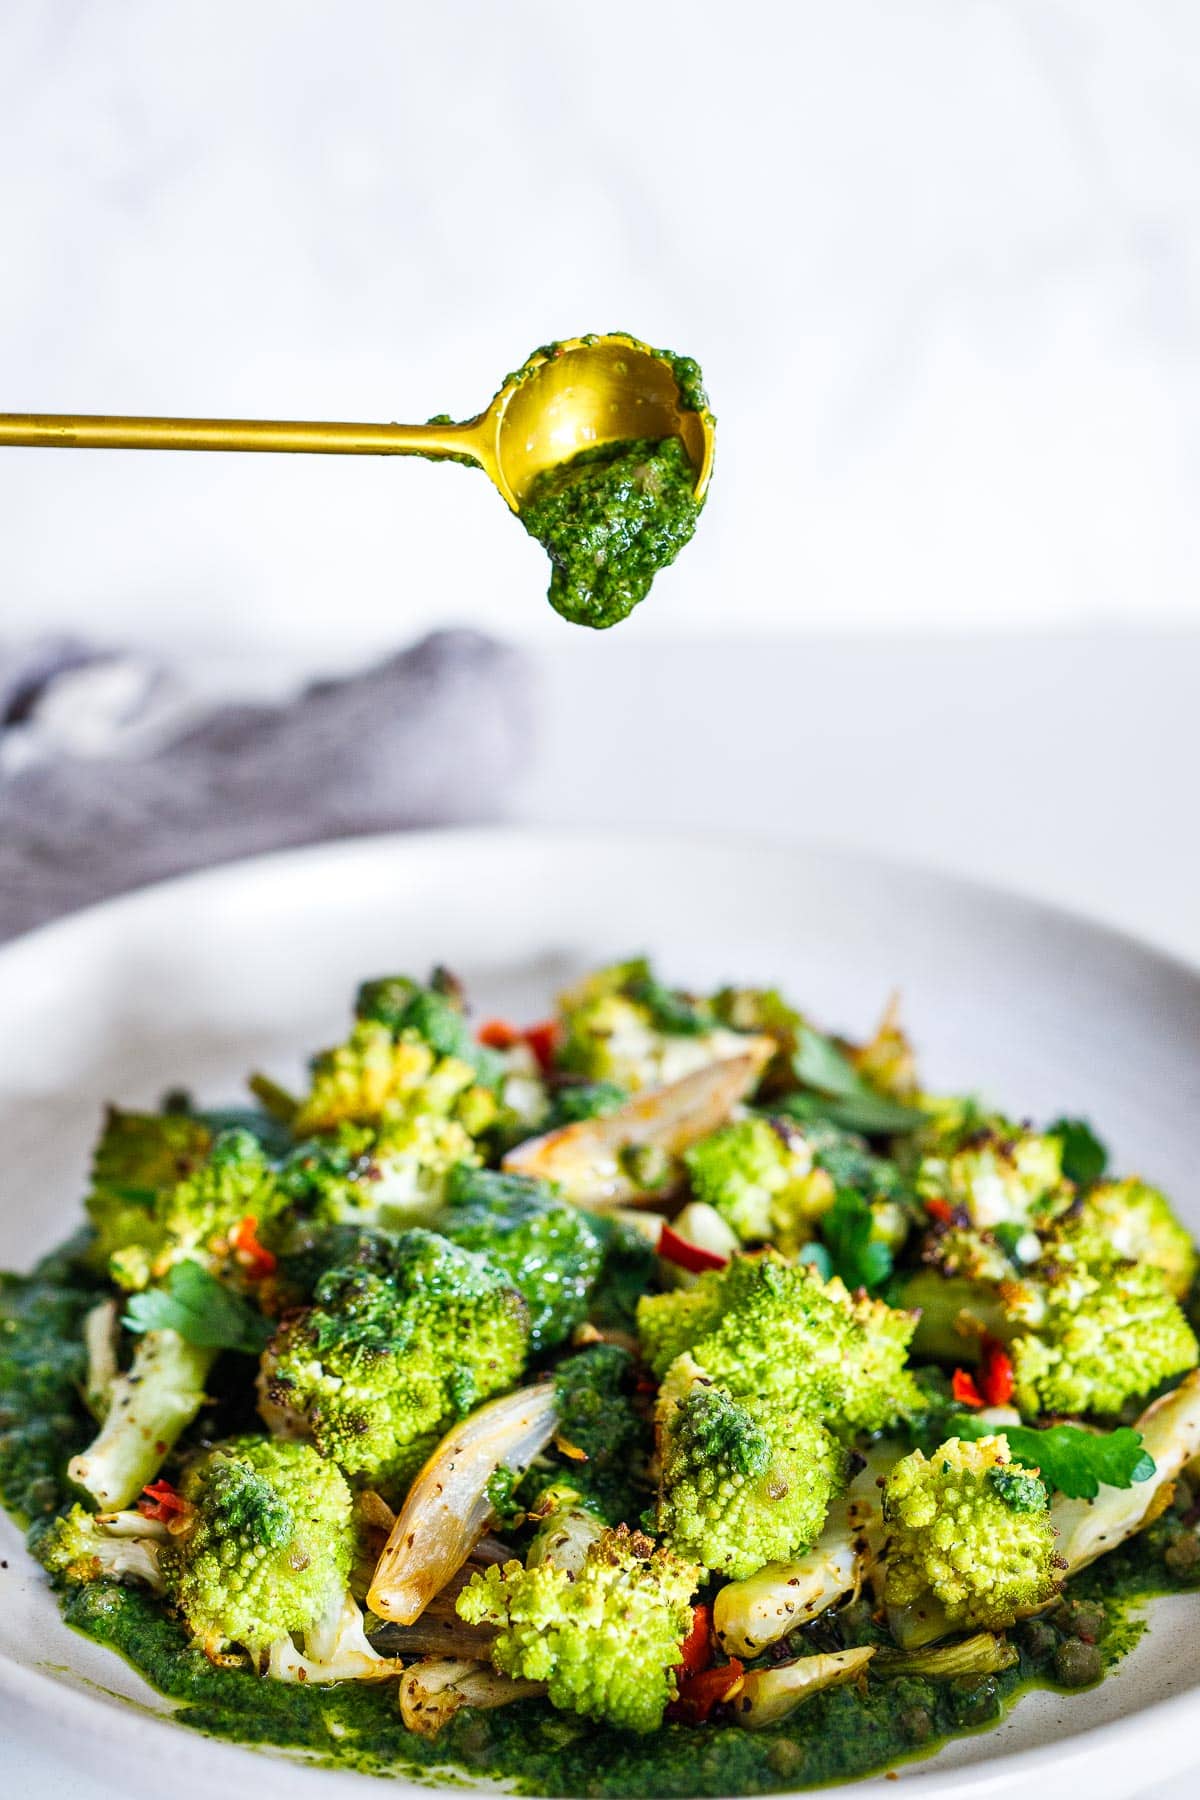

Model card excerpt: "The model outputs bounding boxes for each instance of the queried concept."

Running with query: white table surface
[2,629,1195,1798]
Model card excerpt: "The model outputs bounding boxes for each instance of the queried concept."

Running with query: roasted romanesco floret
[682,1117,832,1247]
[456,1524,699,1734]
[636,1251,922,1433]
[259,1229,530,1489]
[905,1248,1198,1417]
[654,1359,847,1577]
[85,1115,283,1291]
[162,1436,356,1659]
[1047,1178,1198,1300]
[914,1112,1071,1233]
[437,1165,605,1354]
[1009,1263,1198,1417]
[279,1112,479,1233]
[281,973,502,1141]
[37,1503,166,1588]
[556,960,752,1093]
[881,1435,1061,1637]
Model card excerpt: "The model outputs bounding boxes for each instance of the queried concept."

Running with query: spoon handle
[0,411,482,461]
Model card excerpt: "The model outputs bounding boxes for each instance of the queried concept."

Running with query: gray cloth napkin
[0,628,535,941]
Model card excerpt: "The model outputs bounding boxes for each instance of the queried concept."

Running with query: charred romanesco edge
[259,1228,530,1490]
[914,1110,1072,1233]
[1046,1178,1198,1300]
[881,1434,1061,1631]
[456,1523,699,1734]
[655,1360,847,1577]
[636,1251,922,1433]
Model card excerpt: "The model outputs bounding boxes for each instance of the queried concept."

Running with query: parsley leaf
[123,1260,272,1355]
[1048,1116,1109,1188]
[821,1190,893,1292]
[784,1026,927,1136]
[950,1414,1155,1500]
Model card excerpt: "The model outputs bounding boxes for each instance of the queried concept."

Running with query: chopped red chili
[675,1604,713,1680]
[668,1659,745,1725]
[231,1214,276,1278]
[952,1367,985,1408]
[138,1479,188,1522]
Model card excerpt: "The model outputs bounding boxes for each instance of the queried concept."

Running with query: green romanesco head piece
[161,1436,355,1658]
[682,1117,832,1248]
[655,1363,847,1577]
[1046,1178,1198,1301]
[260,1228,530,1489]
[1011,1262,1198,1418]
[84,1113,283,1291]
[881,1435,1060,1632]
[438,1165,605,1354]
[456,1523,699,1734]
[636,1251,922,1433]
[915,1113,1072,1234]
[538,1343,652,1525]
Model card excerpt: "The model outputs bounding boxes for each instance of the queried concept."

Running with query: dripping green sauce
[3,1247,1198,1796]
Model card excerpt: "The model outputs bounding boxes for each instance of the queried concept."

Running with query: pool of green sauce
[4,1249,1198,1797]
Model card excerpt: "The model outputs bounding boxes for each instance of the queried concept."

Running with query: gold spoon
[0,333,715,513]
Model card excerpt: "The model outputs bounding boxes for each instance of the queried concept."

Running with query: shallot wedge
[714,1446,892,1657]
[368,1382,558,1624]
[735,1647,875,1728]
[398,1658,545,1738]
[267,1589,403,1684]
[502,1045,773,1205]
[1052,1369,1200,1575]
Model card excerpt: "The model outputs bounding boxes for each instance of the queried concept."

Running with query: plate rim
[1,821,1197,1798]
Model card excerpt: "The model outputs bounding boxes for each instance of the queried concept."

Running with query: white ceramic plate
[1,828,1198,1800]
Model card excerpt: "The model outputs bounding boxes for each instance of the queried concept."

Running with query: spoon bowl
[480,335,715,510]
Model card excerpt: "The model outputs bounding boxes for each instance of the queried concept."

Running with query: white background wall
[2,1,1198,668]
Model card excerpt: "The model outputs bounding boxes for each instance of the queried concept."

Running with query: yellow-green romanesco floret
[636,1251,921,1434]
[456,1524,698,1734]
[161,1436,356,1659]
[654,1360,847,1577]
[1010,1262,1198,1417]
[1047,1178,1198,1300]
[915,1113,1071,1233]
[881,1435,1061,1634]
[682,1118,832,1247]
[84,1115,283,1291]
[293,1019,496,1140]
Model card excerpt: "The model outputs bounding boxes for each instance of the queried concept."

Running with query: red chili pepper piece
[231,1214,276,1278]
[924,1197,954,1224]
[979,1339,1015,1407]
[668,1659,746,1725]
[523,1019,560,1074]
[675,1604,713,1680]
[138,1478,188,1522]
[952,1368,985,1408]
[658,1223,729,1274]
[477,1019,521,1050]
